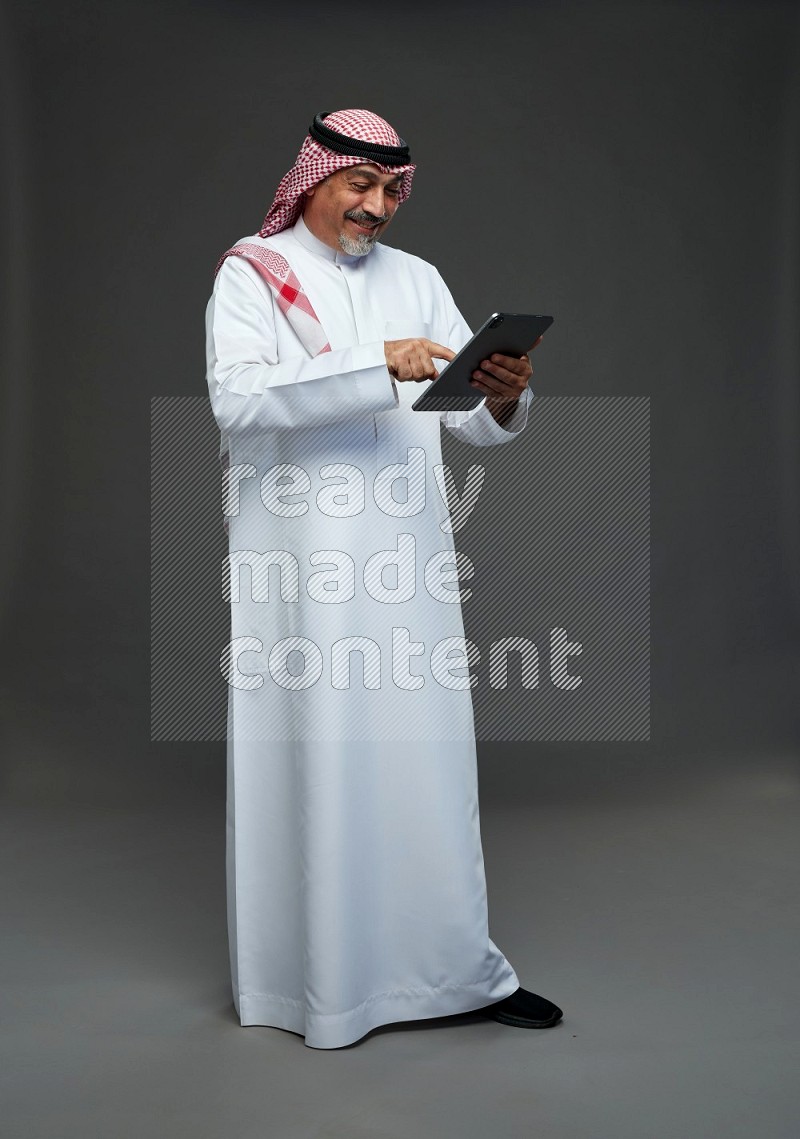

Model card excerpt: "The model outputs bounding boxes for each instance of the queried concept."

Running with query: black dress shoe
[479,987,563,1028]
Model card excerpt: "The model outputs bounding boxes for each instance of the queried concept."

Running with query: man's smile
[347,217,380,234]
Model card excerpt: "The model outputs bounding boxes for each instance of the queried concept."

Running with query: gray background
[1,1,798,1136]
[2,0,797,801]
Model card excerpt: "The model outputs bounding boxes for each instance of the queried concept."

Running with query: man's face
[302,165,403,256]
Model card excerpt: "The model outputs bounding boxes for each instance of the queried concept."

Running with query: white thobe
[205,214,534,1048]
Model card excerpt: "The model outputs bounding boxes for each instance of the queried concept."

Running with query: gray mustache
[345,210,389,226]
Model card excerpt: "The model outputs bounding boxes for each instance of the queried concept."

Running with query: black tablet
[411,312,553,411]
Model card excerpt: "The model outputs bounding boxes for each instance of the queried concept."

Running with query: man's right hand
[384,338,456,382]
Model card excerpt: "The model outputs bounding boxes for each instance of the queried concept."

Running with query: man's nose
[362,187,387,219]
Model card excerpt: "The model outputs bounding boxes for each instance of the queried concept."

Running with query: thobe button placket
[340,261,403,469]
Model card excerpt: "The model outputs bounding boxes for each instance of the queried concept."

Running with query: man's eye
[351,184,369,192]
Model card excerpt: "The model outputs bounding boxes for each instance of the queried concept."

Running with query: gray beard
[337,230,378,257]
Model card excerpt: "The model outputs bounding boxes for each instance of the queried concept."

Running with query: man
[205,109,562,1049]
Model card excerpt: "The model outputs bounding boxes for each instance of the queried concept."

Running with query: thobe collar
[291,213,367,268]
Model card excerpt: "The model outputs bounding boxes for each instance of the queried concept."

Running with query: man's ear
[305,185,316,197]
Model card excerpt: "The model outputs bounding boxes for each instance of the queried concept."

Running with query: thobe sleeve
[433,272,534,447]
[206,256,398,435]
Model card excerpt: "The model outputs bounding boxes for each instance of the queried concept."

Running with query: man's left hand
[469,334,542,408]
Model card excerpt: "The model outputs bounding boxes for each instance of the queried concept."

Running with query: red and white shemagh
[218,242,333,356]
[213,109,415,357]
[254,108,415,240]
